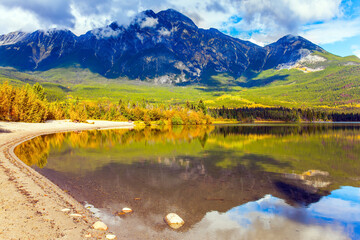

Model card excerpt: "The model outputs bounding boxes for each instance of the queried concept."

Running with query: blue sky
[0,0,359,57]
[322,36,360,57]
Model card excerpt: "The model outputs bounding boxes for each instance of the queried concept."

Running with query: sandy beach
[0,120,134,240]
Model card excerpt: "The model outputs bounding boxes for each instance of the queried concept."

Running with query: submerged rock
[302,170,329,177]
[122,207,133,213]
[164,213,184,229]
[92,221,108,231]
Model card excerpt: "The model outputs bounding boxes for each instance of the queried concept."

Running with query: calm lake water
[15,124,360,240]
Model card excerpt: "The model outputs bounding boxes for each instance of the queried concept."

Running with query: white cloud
[140,17,158,28]
[220,0,344,45]
[166,0,237,29]
[70,3,112,36]
[353,50,360,58]
[351,45,360,58]
[301,17,360,44]
[1,0,74,28]
[236,0,342,31]
[0,5,42,34]
[309,197,360,222]
[0,0,358,53]
[181,196,350,240]
[91,26,122,39]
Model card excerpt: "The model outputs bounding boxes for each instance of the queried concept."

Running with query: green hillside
[1,52,360,111]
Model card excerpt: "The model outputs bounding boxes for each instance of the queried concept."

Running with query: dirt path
[0,120,134,240]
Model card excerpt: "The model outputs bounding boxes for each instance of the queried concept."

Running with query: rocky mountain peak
[268,34,323,51]
[0,9,328,84]
[0,31,28,46]
[157,9,197,28]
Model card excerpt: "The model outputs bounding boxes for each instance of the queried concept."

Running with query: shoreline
[0,120,134,240]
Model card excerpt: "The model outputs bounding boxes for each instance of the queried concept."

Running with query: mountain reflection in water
[15,124,360,239]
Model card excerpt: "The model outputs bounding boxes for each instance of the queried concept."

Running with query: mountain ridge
[0,9,355,85]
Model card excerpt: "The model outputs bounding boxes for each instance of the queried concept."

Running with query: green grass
[1,51,360,112]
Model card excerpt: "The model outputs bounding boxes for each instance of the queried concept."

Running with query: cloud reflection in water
[184,187,359,240]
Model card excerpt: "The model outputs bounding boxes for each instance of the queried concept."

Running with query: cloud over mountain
[0,0,358,57]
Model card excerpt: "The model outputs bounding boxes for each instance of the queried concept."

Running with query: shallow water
[15,124,360,239]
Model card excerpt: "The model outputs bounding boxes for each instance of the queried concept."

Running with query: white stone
[106,234,117,239]
[61,208,71,212]
[92,221,108,231]
[69,213,82,217]
[122,207,133,213]
[165,213,184,229]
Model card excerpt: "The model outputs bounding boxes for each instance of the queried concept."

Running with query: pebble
[69,213,82,217]
[122,207,133,213]
[165,213,185,229]
[92,221,108,231]
[61,208,71,212]
[106,234,117,239]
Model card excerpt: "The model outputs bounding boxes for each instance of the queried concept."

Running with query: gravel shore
[0,120,133,240]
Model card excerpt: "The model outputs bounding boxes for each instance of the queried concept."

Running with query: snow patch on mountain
[140,17,158,28]
[0,31,28,46]
[136,33,144,43]
[43,28,68,36]
[298,54,327,64]
[278,50,327,72]
[158,27,171,37]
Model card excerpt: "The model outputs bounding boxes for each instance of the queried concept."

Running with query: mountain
[75,9,270,84]
[0,9,355,85]
[263,35,325,70]
[0,29,77,70]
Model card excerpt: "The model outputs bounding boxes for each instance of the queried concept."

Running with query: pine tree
[33,83,46,101]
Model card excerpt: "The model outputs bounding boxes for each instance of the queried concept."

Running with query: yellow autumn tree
[0,82,49,122]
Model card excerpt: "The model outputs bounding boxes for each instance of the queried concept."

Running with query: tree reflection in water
[15,124,360,239]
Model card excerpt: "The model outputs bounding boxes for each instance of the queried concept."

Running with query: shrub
[143,113,151,126]
[171,115,184,125]
[156,119,165,126]
[69,103,88,123]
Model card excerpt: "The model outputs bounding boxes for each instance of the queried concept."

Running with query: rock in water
[165,213,184,229]
[92,221,108,231]
[122,207,133,213]
[302,169,329,177]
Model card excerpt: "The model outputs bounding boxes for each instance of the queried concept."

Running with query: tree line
[0,82,212,125]
[1,82,360,124]
[0,82,49,122]
[208,106,360,122]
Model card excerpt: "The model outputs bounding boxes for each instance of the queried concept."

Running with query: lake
[15,124,360,240]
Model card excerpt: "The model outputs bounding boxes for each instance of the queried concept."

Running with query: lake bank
[0,120,133,240]
[15,123,360,239]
